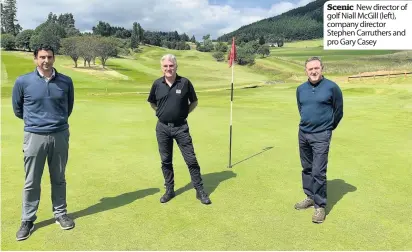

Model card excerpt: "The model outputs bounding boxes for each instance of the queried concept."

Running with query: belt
[159,120,187,127]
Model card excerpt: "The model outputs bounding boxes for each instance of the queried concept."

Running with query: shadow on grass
[230,146,274,168]
[175,171,237,197]
[326,179,357,215]
[33,187,160,231]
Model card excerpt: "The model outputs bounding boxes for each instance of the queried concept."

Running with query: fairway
[1,44,412,250]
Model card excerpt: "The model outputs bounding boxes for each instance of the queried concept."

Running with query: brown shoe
[294,197,314,210]
[312,208,326,223]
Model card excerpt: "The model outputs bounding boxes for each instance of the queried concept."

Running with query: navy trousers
[298,129,332,208]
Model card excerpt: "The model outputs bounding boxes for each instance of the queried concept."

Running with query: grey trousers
[21,129,70,222]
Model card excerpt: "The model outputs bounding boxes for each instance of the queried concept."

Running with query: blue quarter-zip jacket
[296,77,343,133]
[12,68,74,133]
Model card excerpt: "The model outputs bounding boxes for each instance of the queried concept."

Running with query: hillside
[217,0,326,43]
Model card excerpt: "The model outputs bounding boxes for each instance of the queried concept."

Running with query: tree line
[0,0,198,68]
[198,34,271,66]
[1,0,296,67]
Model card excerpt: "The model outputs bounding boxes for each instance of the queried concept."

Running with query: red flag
[228,37,236,67]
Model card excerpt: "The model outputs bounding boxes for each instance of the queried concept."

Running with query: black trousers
[156,121,203,190]
[298,129,332,208]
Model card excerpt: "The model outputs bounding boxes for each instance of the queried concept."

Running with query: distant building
[266,42,279,47]
[266,40,284,47]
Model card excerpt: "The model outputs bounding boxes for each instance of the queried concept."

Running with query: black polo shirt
[147,75,198,123]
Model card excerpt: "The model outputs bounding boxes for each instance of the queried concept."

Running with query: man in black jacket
[295,56,343,223]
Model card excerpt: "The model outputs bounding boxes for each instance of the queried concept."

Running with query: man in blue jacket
[12,44,75,241]
[295,56,343,224]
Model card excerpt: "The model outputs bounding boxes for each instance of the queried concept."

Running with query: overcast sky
[16,0,313,40]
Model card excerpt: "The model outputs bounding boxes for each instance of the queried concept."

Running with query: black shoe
[160,187,175,203]
[196,189,211,205]
[16,221,34,241]
[55,214,75,230]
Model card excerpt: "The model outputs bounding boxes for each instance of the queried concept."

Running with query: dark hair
[305,56,323,69]
[33,44,55,57]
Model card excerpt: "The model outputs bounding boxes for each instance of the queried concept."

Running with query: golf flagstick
[228,37,236,168]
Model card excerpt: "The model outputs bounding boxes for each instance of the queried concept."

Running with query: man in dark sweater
[12,45,75,241]
[295,56,343,223]
[147,54,211,205]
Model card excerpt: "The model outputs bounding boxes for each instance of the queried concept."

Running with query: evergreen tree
[131,22,139,49]
[137,23,144,44]
[1,0,22,35]
[259,36,265,45]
